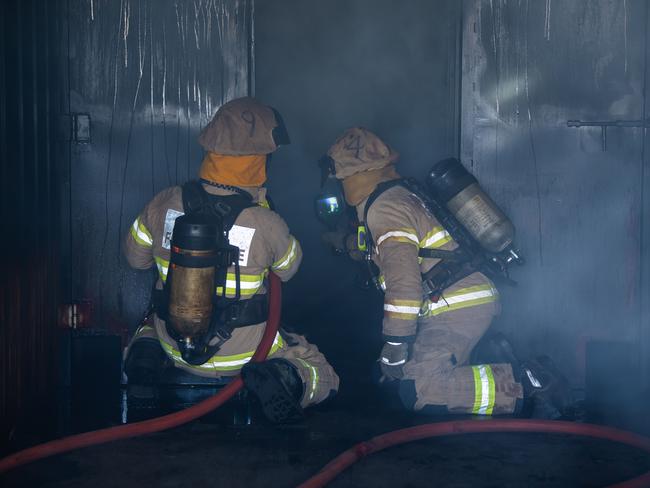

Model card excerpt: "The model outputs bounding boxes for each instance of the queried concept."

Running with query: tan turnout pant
[399,300,523,415]
[126,319,339,409]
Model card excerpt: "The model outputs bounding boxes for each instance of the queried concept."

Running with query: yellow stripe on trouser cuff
[472,364,496,415]
[272,237,298,271]
[155,256,170,282]
[422,284,498,317]
[296,358,319,401]
[216,271,267,297]
[130,218,153,247]
[160,333,284,372]
[384,299,422,320]
[376,229,419,248]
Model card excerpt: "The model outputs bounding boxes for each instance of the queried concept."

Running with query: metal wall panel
[61,0,252,330]
[0,0,61,446]
[461,0,648,384]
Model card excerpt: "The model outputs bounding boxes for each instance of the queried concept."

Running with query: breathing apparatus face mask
[314,155,347,229]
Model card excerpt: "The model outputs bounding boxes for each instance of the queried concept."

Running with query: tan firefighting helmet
[326,127,399,179]
[198,97,290,155]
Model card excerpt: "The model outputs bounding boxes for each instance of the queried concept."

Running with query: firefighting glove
[379,341,409,382]
[321,231,364,261]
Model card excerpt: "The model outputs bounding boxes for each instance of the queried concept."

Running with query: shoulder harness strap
[182,179,256,231]
[362,179,406,252]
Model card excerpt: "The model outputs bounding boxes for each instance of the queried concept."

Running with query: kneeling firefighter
[316,127,569,418]
[123,97,339,423]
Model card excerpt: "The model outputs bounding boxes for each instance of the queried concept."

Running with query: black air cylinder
[427,158,515,254]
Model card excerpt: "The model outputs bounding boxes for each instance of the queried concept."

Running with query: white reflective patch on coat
[162,209,184,250]
[228,225,256,266]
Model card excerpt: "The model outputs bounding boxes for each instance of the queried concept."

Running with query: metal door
[60,0,252,329]
[461,0,650,384]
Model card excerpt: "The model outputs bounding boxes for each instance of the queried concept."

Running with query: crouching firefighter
[123,97,339,423]
[317,127,570,418]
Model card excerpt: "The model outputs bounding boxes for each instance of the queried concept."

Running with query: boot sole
[241,364,303,423]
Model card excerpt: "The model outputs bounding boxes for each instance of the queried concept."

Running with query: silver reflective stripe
[273,237,298,271]
[384,304,421,314]
[156,262,168,279]
[376,230,419,247]
[381,357,406,366]
[224,278,263,290]
[425,289,496,313]
[132,219,153,246]
[525,368,542,388]
[297,358,318,401]
[421,229,450,248]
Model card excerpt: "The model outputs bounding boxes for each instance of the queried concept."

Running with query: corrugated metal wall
[60,0,252,332]
[0,0,62,446]
[0,0,253,448]
[461,0,650,384]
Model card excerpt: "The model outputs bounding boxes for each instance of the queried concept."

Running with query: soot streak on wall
[62,0,252,330]
[461,0,650,384]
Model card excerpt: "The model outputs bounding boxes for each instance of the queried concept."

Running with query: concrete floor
[3,389,650,488]
[3,296,649,487]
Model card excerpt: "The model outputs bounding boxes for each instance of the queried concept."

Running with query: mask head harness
[156,181,268,365]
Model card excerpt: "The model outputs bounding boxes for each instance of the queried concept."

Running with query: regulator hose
[297,419,650,488]
[0,272,283,474]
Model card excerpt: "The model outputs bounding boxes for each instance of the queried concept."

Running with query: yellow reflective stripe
[384,299,422,320]
[154,256,170,282]
[296,358,318,401]
[130,218,153,247]
[419,226,452,249]
[472,365,496,415]
[376,228,419,248]
[272,237,298,271]
[258,199,270,209]
[160,333,284,372]
[422,284,498,317]
[133,324,154,339]
[216,271,267,297]
[378,275,386,291]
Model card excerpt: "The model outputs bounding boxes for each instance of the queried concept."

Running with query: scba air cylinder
[427,158,515,254]
[168,214,222,342]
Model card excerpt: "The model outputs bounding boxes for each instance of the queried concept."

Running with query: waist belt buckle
[227,302,243,323]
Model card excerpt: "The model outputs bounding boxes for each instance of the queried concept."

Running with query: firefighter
[123,97,339,422]
[321,127,568,418]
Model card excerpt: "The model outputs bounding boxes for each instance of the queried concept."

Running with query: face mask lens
[315,193,344,227]
[322,196,340,214]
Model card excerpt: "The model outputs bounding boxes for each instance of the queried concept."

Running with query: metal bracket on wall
[58,113,91,144]
[567,119,649,152]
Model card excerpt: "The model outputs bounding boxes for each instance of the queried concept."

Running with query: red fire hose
[4,274,650,488]
[297,419,650,488]
[0,272,283,474]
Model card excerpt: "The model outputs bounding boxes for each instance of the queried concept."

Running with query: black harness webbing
[155,181,268,364]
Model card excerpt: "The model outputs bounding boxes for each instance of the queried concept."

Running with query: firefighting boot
[472,331,522,368]
[124,338,167,410]
[241,359,304,423]
[520,355,572,420]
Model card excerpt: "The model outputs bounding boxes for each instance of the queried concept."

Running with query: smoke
[256,0,649,425]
